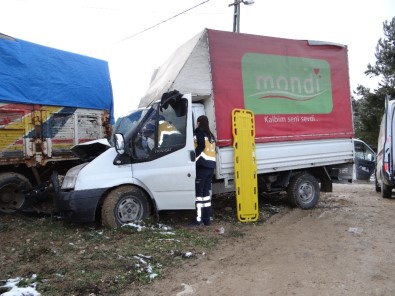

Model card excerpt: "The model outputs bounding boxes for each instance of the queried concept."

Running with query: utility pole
[228,0,255,33]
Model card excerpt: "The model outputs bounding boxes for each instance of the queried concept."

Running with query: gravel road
[130,182,395,296]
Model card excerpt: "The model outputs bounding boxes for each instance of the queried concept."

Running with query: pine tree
[354,17,395,148]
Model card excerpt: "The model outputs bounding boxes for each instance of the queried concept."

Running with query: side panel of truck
[0,103,109,167]
[206,30,354,146]
[216,139,354,180]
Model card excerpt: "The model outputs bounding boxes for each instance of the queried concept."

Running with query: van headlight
[61,163,88,190]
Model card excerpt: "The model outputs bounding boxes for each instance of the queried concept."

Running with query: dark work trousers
[195,166,214,225]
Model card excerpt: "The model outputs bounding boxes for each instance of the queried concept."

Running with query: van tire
[381,180,392,198]
[0,173,32,213]
[287,172,319,209]
[101,185,150,228]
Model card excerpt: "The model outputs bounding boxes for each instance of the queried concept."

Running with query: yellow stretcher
[232,109,258,222]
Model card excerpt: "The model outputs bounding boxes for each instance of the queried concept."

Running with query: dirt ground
[128,181,395,296]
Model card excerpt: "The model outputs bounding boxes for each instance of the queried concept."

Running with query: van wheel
[287,173,319,209]
[0,173,32,213]
[101,185,150,228]
[381,180,392,198]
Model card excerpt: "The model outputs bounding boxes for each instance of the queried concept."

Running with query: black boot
[202,207,212,226]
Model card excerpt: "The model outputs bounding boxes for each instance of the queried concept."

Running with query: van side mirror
[368,153,376,162]
[114,133,125,155]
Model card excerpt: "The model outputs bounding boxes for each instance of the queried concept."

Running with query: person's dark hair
[197,115,215,142]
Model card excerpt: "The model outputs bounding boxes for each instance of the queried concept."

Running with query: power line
[118,0,210,43]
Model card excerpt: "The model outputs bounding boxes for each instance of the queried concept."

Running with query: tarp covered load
[0,33,115,124]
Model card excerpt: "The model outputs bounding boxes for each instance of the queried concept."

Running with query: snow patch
[1,275,40,296]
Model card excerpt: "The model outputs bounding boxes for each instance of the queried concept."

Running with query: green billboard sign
[242,53,333,114]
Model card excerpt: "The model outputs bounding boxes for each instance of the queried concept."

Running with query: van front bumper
[51,172,107,223]
[55,189,108,222]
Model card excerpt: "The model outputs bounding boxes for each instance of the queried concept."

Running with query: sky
[1,0,394,120]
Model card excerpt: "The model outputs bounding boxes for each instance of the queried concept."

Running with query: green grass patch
[0,192,285,295]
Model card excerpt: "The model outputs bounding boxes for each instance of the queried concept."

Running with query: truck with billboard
[53,29,359,227]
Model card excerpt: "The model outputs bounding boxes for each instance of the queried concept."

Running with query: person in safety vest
[190,115,216,226]
[158,116,182,147]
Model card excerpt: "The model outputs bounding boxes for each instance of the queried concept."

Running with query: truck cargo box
[140,29,354,146]
[0,33,114,213]
[0,103,111,167]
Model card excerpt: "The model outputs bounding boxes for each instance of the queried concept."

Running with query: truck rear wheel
[101,185,150,228]
[287,172,319,209]
[0,173,32,213]
[381,180,392,198]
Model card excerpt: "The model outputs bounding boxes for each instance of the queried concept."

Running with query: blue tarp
[0,34,114,124]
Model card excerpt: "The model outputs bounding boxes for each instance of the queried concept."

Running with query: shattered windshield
[112,108,149,143]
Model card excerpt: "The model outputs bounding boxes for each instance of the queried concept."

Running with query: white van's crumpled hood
[71,139,111,161]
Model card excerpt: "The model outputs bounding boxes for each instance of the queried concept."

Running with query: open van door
[354,139,376,180]
[129,93,197,210]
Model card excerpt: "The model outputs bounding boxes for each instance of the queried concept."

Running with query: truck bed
[216,138,354,180]
[0,103,110,167]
